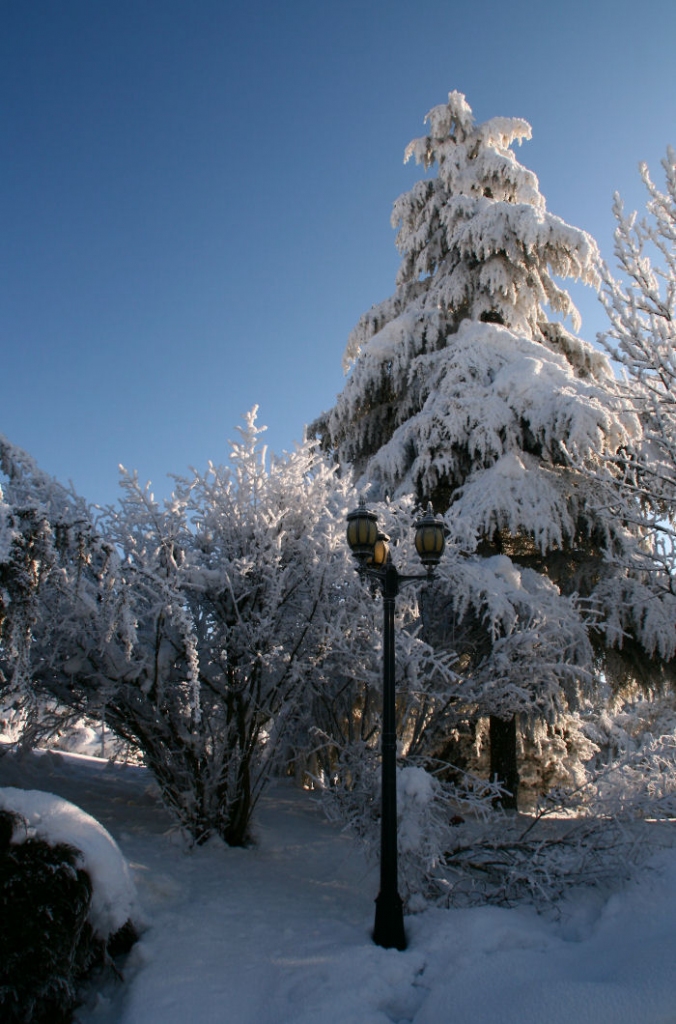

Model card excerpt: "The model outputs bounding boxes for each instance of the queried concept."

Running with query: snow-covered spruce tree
[314,92,671,805]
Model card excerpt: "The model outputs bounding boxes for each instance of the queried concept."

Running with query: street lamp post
[345,499,446,951]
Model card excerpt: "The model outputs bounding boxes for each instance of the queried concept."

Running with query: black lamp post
[345,498,446,951]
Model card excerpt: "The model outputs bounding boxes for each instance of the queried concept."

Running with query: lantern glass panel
[371,534,390,567]
[346,502,379,561]
[414,506,445,568]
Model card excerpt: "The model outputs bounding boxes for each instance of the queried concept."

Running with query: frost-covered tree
[314,92,674,803]
[596,148,676,585]
[0,416,368,844]
[37,412,367,845]
[0,438,102,747]
[315,92,616,501]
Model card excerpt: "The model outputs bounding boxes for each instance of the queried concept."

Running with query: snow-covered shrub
[320,749,504,910]
[284,494,462,792]
[44,715,141,762]
[0,791,138,1023]
[0,809,94,1023]
[516,713,600,808]
[0,788,139,941]
[591,731,676,820]
[441,700,676,908]
[394,764,503,910]
[580,691,676,820]
[0,700,25,750]
[321,697,676,912]
[0,412,368,846]
[324,769,657,911]
[84,412,361,845]
[0,439,98,752]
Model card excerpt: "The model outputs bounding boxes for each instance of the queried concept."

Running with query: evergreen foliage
[0,804,137,1024]
[1,808,96,1024]
[313,93,676,801]
[314,91,612,505]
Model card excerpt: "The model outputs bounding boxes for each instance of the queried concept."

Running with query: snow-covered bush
[320,751,499,908]
[330,737,675,920]
[0,788,139,940]
[579,689,676,820]
[0,789,138,1023]
[0,412,371,846]
[1,809,94,1023]
[0,438,99,751]
[44,715,140,762]
[322,735,676,912]
[84,411,363,845]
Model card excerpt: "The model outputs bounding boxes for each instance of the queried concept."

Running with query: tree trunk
[489,714,519,809]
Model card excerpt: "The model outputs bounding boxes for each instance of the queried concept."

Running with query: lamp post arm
[397,572,437,589]
[356,565,435,595]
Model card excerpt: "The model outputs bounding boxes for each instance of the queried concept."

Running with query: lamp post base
[373,891,406,951]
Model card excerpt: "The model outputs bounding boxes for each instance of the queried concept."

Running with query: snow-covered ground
[2,749,676,1024]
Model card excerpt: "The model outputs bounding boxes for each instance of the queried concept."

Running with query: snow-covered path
[3,750,676,1024]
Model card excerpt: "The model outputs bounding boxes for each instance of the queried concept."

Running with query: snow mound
[0,786,139,939]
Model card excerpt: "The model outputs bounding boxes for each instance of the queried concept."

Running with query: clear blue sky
[2,0,675,507]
